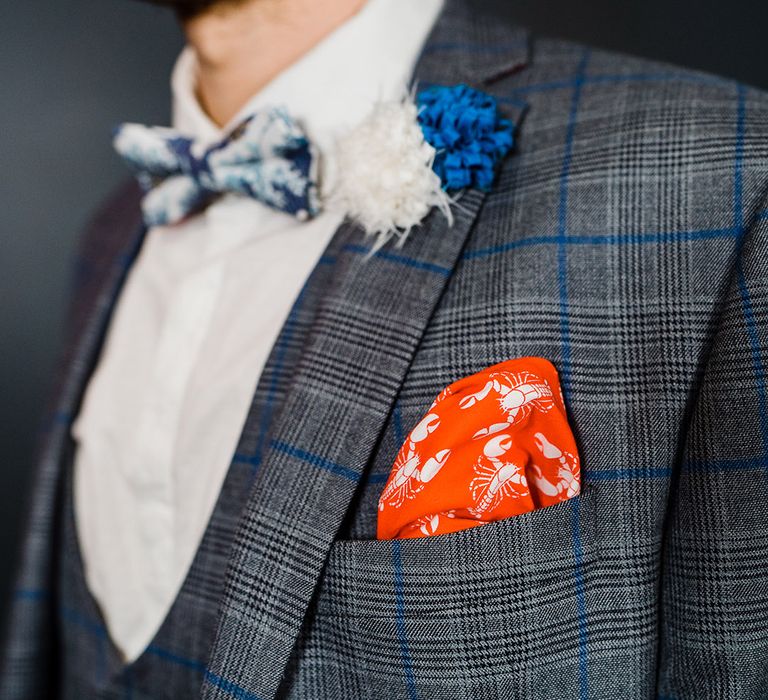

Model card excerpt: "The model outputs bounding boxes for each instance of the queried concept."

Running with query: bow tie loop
[113,108,320,227]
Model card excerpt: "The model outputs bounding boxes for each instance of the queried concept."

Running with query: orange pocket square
[377,357,581,539]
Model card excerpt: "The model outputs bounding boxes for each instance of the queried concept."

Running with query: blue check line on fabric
[737,263,768,470]
[392,540,419,700]
[232,277,314,475]
[68,613,209,680]
[250,282,311,470]
[145,644,206,673]
[463,226,741,260]
[686,456,767,472]
[557,49,589,399]
[116,252,134,270]
[367,462,741,486]
[59,605,110,682]
[587,467,672,480]
[559,49,591,700]
[494,96,529,110]
[506,71,730,98]
[417,81,528,110]
[360,403,409,487]
[14,587,49,601]
[55,600,262,699]
[53,410,72,426]
[730,83,768,473]
[60,605,108,639]
[343,243,452,276]
[392,401,406,449]
[733,83,746,234]
[270,439,360,482]
[203,670,263,700]
[569,498,590,700]
[232,452,260,467]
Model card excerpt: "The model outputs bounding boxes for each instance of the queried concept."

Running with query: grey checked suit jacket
[3,1,768,698]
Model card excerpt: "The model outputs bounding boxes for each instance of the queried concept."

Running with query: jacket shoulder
[520,34,768,152]
[490,34,768,231]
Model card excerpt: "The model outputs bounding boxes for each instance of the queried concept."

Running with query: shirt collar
[171,0,444,156]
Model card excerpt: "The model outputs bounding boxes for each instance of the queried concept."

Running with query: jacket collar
[414,0,531,86]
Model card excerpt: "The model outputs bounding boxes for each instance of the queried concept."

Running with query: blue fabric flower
[416,84,514,192]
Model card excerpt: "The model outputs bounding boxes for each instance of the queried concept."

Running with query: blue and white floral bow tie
[113,108,320,227]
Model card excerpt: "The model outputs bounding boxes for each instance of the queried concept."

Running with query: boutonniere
[330,84,514,250]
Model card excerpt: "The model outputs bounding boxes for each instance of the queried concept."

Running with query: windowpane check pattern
[3,2,768,698]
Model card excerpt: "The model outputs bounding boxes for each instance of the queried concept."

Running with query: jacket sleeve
[658,184,768,697]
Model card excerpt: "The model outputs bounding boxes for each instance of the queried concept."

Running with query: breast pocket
[287,487,598,700]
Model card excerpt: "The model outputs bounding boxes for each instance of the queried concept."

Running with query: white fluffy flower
[327,95,454,250]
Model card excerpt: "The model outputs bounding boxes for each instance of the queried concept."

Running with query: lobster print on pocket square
[377,357,581,540]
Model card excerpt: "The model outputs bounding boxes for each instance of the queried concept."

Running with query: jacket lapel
[202,3,531,699]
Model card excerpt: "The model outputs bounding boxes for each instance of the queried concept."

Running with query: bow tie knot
[114,108,320,226]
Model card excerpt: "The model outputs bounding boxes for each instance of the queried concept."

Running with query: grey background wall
[1,0,767,628]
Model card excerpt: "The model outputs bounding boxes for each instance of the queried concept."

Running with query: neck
[184,0,367,127]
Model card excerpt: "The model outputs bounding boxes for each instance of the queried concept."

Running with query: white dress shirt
[71,0,444,663]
